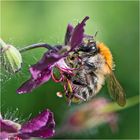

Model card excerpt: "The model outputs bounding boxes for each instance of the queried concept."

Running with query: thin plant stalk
[101,95,139,114]
[19,43,53,53]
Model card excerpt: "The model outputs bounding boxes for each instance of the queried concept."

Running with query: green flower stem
[19,43,53,53]
[101,96,139,114]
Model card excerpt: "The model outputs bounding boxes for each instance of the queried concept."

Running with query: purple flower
[0,109,55,139]
[17,16,89,94]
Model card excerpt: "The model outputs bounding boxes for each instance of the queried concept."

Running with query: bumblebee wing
[106,72,126,106]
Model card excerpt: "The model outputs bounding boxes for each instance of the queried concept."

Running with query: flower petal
[30,50,63,79]
[64,24,74,45]
[20,109,55,138]
[0,132,9,139]
[17,69,51,94]
[0,119,21,133]
[70,16,89,50]
[17,45,70,94]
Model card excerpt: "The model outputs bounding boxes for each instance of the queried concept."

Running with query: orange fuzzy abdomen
[97,43,114,74]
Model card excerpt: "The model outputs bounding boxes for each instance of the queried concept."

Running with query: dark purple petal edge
[64,24,74,45]
[30,51,63,79]
[70,16,89,50]
[17,69,51,94]
[20,109,55,139]
[0,119,20,133]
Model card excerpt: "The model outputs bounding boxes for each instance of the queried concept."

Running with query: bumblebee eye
[80,45,91,52]
[90,43,98,53]
[79,42,98,54]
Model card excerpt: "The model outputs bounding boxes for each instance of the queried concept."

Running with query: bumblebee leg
[72,79,87,86]
[74,93,86,101]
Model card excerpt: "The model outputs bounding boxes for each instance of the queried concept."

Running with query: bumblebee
[65,38,126,107]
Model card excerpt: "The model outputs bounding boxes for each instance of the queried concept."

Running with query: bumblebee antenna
[94,31,98,38]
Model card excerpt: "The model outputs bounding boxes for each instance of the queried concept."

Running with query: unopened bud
[0,38,22,73]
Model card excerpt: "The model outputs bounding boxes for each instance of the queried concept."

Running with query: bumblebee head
[79,39,99,55]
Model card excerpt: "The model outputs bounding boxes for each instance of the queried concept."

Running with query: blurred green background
[1,1,139,139]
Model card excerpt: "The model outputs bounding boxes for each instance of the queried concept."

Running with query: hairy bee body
[69,48,108,101]
[65,40,126,106]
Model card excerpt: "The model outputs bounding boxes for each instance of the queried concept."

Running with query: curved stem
[19,43,53,53]
[101,95,139,114]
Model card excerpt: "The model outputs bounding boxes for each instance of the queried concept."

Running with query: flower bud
[0,38,22,73]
